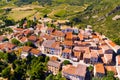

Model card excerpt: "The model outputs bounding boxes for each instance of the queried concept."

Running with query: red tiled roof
[94,63,105,74]
[28,35,37,42]
[90,51,98,58]
[66,32,73,40]
[63,40,73,46]
[47,60,61,68]
[20,37,27,42]
[51,42,60,49]
[14,28,24,31]
[63,48,71,53]
[108,41,117,47]
[30,49,41,55]
[83,53,90,59]
[22,46,32,52]
[74,51,81,57]
[52,30,65,37]
[78,33,84,40]
[62,64,87,77]
[50,56,58,61]
[105,66,117,75]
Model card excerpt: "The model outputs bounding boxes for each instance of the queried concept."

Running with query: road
[43,53,90,67]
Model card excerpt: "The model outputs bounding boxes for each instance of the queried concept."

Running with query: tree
[45,74,54,80]
[43,14,48,18]
[102,71,115,80]
[14,66,26,80]
[11,38,20,45]
[63,60,71,65]
[1,67,11,78]
[45,56,49,62]
[3,18,15,26]
[24,41,35,47]
[88,65,94,72]
[4,53,17,63]
[19,17,27,27]
[29,62,46,79]
[0,61,8,73]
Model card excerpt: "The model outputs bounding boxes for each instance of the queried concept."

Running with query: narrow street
[43,53,90,67]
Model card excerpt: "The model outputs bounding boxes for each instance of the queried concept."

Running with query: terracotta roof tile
[66,32,73,40]
[62,64,87,77]
[78,33,84,40]
[74,51,81,57]
[28,35,37,42]
[47,60,61,68]
[50,56,58,61]
[63,48,71,53]
[52,30,65,37]
[20,37,27,42]
[63,40,73,46]
[14,28,24,32]
[105,66,117,75]
[22,46,32,52]
[0,36,4,41]
[30,49,41,55]
[42,40,55,48]
[51,42,60,49]
[83,53,90,59]
[90,51,98,58]
[94,63,105,74]
[108,41,117,47]
[42,34,54,40]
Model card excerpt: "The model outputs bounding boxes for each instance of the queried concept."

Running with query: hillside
[0,0,120,44]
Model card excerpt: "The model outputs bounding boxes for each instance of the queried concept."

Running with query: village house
[21,46,32,58]
[41,40,62,56]
[62,64,87,80]
[65,32,73,40]
[78,33,84,41]
[83,53,90,64]
[41,40,55,54]
[23,29,34,36]
[50,42,62,56]
[51,30,65,42]
[61,27,73,33]
[62,48,72,59]
[41,34,55,40]
[35,37,44,47]
[90,51,98,64]
[116,66,120,79]
[19,36,28,43]
[13,28,24,33]
[46,27,55,34]
[47,60,61,75]
[72,51,81,62]
[73,27,79,34]
[72,35,78,41]
[0,36,5,43]
[94,63,105,77]
[28,35,37,43]
[97,48,104,57]
[102,53,113,65]
[30,48,42,57]
[116,55,120,66]
[0,42,17,53]
[73,46,90,60]
[62,40,73,49]
[105,66,117,75]
[50,56,58,61]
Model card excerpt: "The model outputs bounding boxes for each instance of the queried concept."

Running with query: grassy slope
[80,0,120,39]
